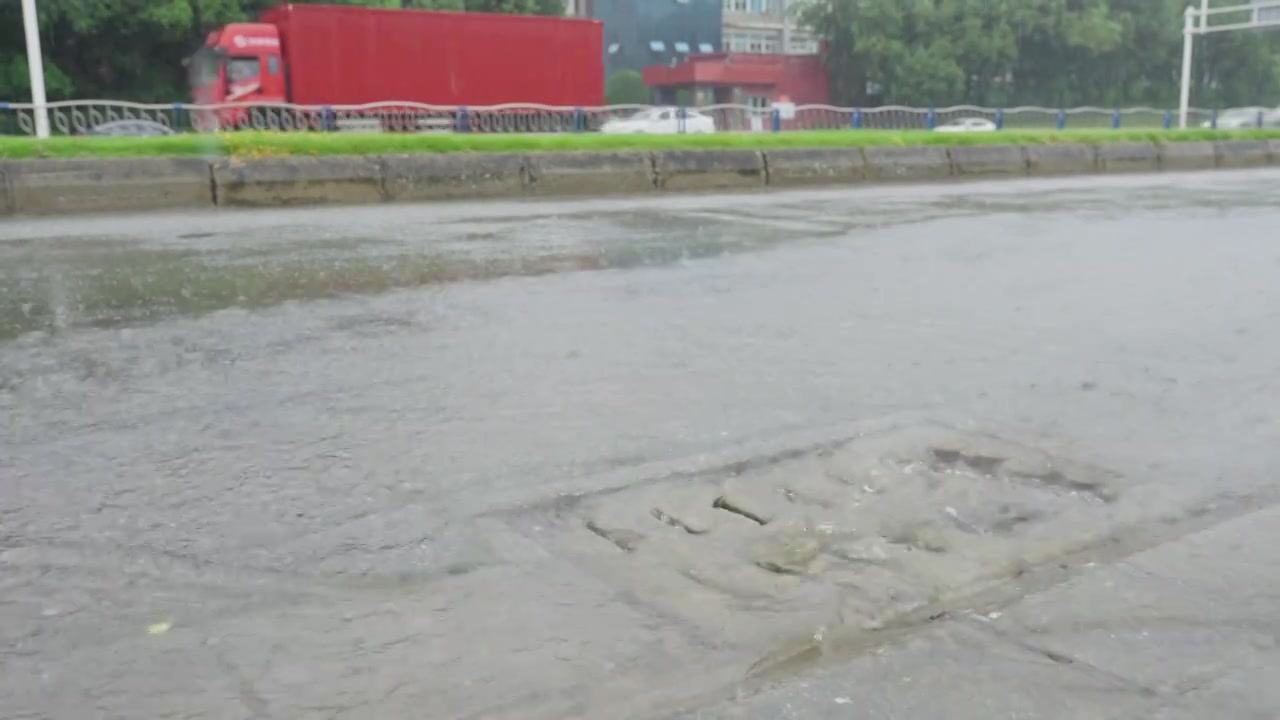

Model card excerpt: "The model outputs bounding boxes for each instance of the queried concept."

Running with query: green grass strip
[2,128,1278,160]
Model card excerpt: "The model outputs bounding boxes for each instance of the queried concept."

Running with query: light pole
[21,0,50,139]
[1178,6,1195,129]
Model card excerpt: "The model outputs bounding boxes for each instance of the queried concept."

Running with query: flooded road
[3,171,1280,719]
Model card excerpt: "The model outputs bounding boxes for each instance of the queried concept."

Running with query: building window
[727,31,773,52]
[723,0,748,12]
[649,40,667,52]
[674,41,690,53]
[727,31,779,53]
[698,42,715,53]
[746,95,770,110]
[607,42,620,54]
[787,36,819,54]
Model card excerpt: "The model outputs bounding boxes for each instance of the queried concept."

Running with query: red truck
[186,3,604,130]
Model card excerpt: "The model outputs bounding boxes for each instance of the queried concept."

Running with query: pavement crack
[712,496,768,526]
[584,520,641,552]
[963,616,1159,697]
[650,507,707,535]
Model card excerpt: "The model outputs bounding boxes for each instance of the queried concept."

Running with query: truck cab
[187,23,287,126]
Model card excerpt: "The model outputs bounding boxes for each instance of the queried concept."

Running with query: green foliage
[800,0,1280,108]
[0,0,564,102]
[605,70,649,105]
[7,128,1280,160]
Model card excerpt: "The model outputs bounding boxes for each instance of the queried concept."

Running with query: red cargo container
[187,4,604,115]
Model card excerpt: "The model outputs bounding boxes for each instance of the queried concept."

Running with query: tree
[605,70,649,105]
[799,0,1280,109]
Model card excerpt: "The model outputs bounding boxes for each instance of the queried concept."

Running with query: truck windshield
[226,57,261,83]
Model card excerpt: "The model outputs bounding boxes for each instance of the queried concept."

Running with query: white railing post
[21,0,50,139]
[1179,6,1196,129]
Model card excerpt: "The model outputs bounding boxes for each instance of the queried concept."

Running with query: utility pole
[779,0,790,54]
[21,0,50,138]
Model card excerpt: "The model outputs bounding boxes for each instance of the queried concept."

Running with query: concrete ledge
[1094,142,1160,173]
[213,156,384,207]
[1214,140,1272,168]
[653,150,765,191]
[862,146,952,182]
[524,151,653,196]
[948,144,1027,177]
[764,148,866,187]
[0,157,212,216]
[1158,141,1217,171]
[382,153,524,202]
[1025,144,1097,175]
[7,140,1278,217]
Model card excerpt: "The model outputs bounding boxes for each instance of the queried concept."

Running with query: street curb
[1,140,1276,217]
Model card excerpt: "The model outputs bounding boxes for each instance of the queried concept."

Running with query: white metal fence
[0,100,1242,137]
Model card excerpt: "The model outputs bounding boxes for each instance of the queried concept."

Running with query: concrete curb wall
[2,140,1278,218]
[862,146,953,182]
[212,156,384,207]
[948,144,1028,177]
[0,157,213,216]
[653,149,765,191]
[765,148,865,187]
[1025,144,1097,175]
[1095,142,1161,173]
[1157,141,1217,171]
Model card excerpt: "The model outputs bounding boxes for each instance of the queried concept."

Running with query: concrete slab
[1157,141,1217,171]
[1214,140,1272,168]
[993,505,1280,697]
[653,150,766,191]
[518,424,1129,656]
[676,623,1150,720]
[764,148,866,187]
[0,157,213,216]
[381,153,524,202]
[525,151,654,196]
[1095,142,1160,173]
[948,144,1028,177]
[212,156,384,207]
[0,543,713,720]
[862,146,952,182]
[1026,144,1097,175]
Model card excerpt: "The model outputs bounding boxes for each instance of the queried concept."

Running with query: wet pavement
[2,171,1280,718]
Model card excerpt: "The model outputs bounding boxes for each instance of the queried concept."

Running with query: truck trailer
[187,3,604,129]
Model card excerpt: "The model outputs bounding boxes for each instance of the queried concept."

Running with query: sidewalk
[681,504,1280,719]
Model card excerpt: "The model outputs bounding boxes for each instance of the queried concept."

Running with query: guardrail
[0,100,1252,137]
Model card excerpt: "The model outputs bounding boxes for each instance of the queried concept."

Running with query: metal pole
[780,0,790,54]
[1179,6,1195,129]
[21,0,50,139]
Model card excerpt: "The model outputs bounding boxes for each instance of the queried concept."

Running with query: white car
[600,108,717,134]
[934,117,998,133]
[1201,107,1270,129]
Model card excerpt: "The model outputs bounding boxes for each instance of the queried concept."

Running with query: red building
[642,52,828,109]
